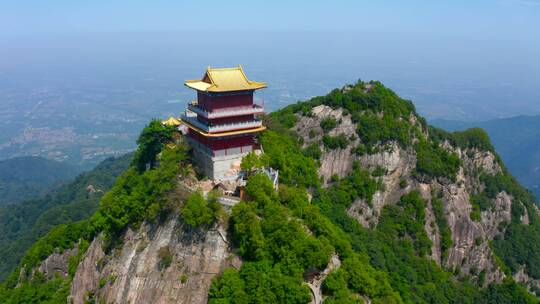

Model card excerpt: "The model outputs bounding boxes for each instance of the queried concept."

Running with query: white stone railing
[182,113,262,133]
[188,103,264,119]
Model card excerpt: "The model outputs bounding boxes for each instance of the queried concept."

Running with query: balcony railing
[188,101,264,119]
[182,111,263,133]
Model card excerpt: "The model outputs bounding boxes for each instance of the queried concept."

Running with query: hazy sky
[1,1,539,120]
[2,0,539,37]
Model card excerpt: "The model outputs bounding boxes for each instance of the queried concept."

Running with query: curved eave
[162,116,181,127]
[184,81,267,93]
[180,119,266,137]
[184,81,212,91]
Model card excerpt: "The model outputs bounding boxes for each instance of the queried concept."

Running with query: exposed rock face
[295,108,516,284]
[37,247,78,279]
[514,266,540,294]
[423,189,442,263]
[69,215,239,304]
[347,144,416,229]
[443,181,508,283]
[294,105,359,183]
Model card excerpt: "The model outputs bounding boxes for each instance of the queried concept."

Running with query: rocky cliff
[68,214,238,304]
[3,81,539,303]
[294,103,531,286]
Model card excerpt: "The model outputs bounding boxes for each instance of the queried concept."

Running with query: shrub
[372,166,386,177]
[399,179,408,189]
[432,198,452,260]
[158,246,172,270]
[180,274,188,283]
[132,119,176,172]
[260,131,319,188]
[470,205,481,222]
[452,128,495,152]
[181,192,214,227]
[320,117,338,132]
[354,144,367,156]
[356,113,412,147]
[99,278,107,288]
[303,143,322,160]
[240,151,268,174]
[414,141,461,181]
[323,134,349,150]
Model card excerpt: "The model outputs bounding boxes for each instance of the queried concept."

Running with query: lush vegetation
[429,126,495,154]
[430,121,540,283]
[320,117,338,132]
[240,151,269,175]
[210,174,332,303]
[322,134,349,150]
[414,141,461,182]
[432,197,453,260]
[318,163,381,207]
[259,131,319,188]
[0,121,186,303]
[210,172,402,303]
[487,171,540,281]
[313,168,536,303]
[3,80,540,303]
[433,115,540,200]
[132,119,177,172]
[355,113,413,147]
[265,83,539,303]
[302,143,322,160]
[0,156,80,206]
[181,192,221,227]
[96,143,187,238]
[287,81,416,119]
[0,153,131,281]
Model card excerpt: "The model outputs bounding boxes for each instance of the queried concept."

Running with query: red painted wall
[197,91,253,111]
[188,130,255,150]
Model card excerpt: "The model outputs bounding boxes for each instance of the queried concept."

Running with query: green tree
[240,152,269,175]
[320,117,338,132]
[181,192,214,227]
[209,268,249,304]
[133,119,176,172]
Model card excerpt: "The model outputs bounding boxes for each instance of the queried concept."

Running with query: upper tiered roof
[185,66,267,93]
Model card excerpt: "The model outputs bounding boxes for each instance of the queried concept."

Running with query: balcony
[188,101,264,119]
[182,111,263,133]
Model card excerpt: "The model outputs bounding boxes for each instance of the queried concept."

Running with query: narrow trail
[307,253,341,304]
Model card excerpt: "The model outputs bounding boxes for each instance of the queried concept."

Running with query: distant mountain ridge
[0,156,81,205]
[431,115,540,200]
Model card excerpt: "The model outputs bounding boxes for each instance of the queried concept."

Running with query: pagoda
[181,66,267,180]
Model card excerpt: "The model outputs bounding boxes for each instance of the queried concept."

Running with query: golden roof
[185,65,267,92]
[162,116,181,126]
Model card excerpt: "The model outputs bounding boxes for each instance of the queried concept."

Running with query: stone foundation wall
[191,143,251,181]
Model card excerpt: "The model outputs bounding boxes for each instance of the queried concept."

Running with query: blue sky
[2,0,539,39]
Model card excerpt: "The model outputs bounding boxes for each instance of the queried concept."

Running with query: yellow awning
[162,116,181,126]
[185,65,267,93]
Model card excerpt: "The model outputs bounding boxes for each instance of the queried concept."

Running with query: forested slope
[0,153,132,280]
[1,82,539,303]
[0,156,79,205]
